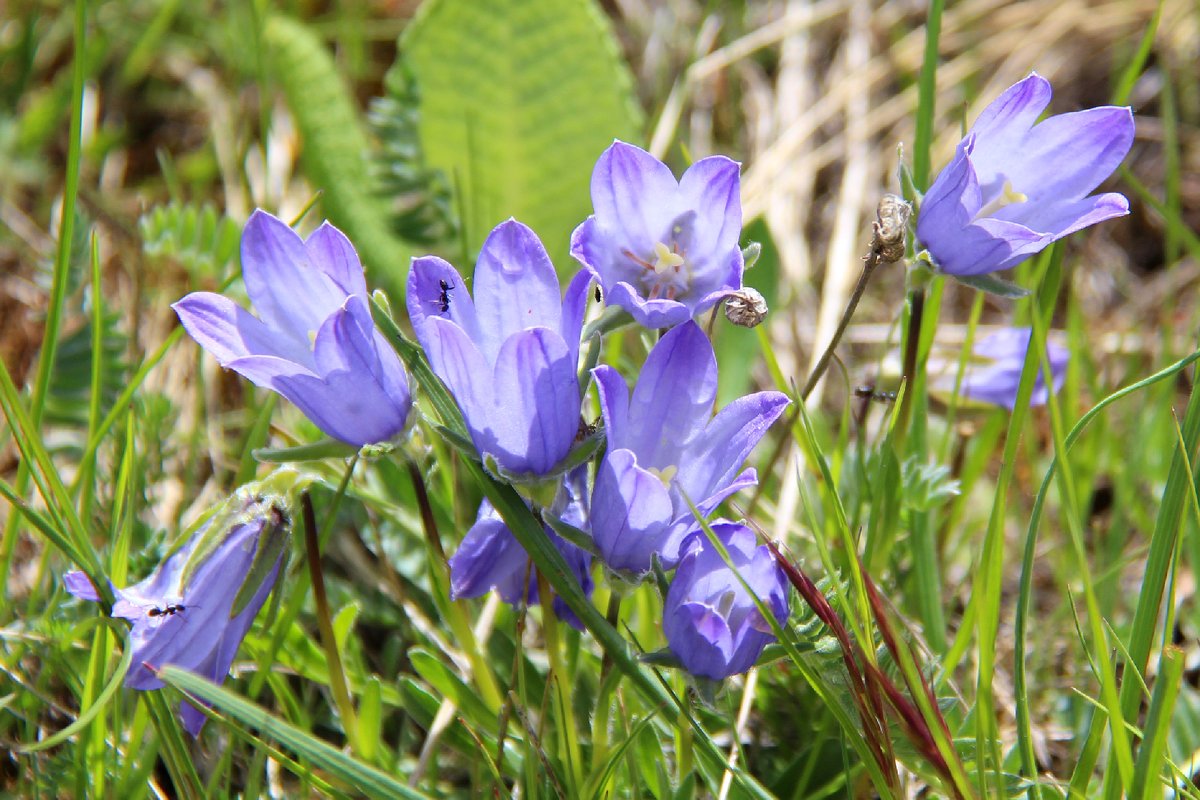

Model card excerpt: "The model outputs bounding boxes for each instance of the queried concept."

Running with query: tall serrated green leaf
[400,0,642,263]
[264,15,413,293]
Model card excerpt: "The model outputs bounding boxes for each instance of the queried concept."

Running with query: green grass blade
[157,665,432,800]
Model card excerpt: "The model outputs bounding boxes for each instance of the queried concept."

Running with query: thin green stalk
[912,0,946,190]
[975,250,1060,794]
[537,572,583,795]
[1029,284,1134,795]
[1012,347,1200,795]
[404,456,503,713]
[0,0,90,601]
[589,595,622,769]
[80,234,104,522]
[300,492,361,754]
[1131,646,1184,800]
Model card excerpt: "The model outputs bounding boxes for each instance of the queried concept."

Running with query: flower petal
[605,282,693,329]
[472,220,562,362]
[450,505,532,603]
[677,155,742,260]
[239,210,345,344]
[173,292,312,368]
[980,106,1135,204]
[560,269,593,366]
[592,364,630,451]
[969,73,1052,146]
[676,391,790,501]
[64,570,102,602]
[591,141,681,256]
[305,221,367,297]
[916,138,982,253]
[489,328,580,475]
[627,321,716,469]
[996,192,1129,242]
[421,317,494,447]
[591,448,674,573]
[407,255,480,351]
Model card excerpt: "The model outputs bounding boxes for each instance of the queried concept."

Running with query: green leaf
[156,666,432,800]
[399,0,642,262]
[408,648,497,729]
[951,271,1032,298]
[139,202,240,279]
[264,15,413,293]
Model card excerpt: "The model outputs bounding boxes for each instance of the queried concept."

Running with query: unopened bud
[724,287,768,328]
[873,194,911,263]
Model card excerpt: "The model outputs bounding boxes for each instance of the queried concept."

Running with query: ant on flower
[147,603,187,618]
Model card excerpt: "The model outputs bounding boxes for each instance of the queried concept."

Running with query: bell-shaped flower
[64,497,286,736]
[663,522,789,681]
[449,468,593,630]
[407,219,590,477]
[590,321,789,573]
[174,210,412,446]
[571,140,743,329]
[930,327,1068,410]
[917,73,1134,277]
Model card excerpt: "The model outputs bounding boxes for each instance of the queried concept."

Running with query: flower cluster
[76,74,1130,725]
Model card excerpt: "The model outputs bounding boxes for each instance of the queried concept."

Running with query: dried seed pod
[873,194,911,263]
[724,287,768,328]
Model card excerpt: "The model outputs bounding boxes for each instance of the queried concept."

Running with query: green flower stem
[589,594,622,768]
[0,0,89,603]
[301,492,362,755]
[537,571,583,794]
[405,456,504,713]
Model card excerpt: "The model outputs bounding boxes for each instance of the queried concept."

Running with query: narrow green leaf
[157,666,432,800]
[952,271,1032,298]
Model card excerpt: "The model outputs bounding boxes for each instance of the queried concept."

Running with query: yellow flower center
[975,180,1029,220]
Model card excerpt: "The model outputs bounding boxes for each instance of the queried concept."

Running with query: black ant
[437,279,453,313]
[854,385,897,403]
[594,286,602,303]
[147,603,187,618]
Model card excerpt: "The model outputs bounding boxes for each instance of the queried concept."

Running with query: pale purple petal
[626,321,716,468]
[64,570,102,602]
[305,222,367,297]
[968,73,1052,151]
[592,364,630,451]
[472,220,562,362]
[173,292,312,368]
[421,317,494,446]
[978,107,1134,204]
[240,210,344,343]
[591,448,674,573]
[560,269,593,366]
[605,282,693,330]
[677,155,742,259]
[407,256,481,350]
[489,328,580,475]
[676,391,788,500]
[590,141,681,256]
[996,192,1130,240]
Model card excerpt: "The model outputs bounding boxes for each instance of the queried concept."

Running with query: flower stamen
[975,180,1029,220]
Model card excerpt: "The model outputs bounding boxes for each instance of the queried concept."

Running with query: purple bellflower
[917,73,1134,277]
[590,322,790,573]
[449,468,593,630]
[571,140,744,329]
[174,210,412,447]
[65,499,286,736]
[930,327,1068,410]
[407,219,590,477]
[663,522,789,681]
